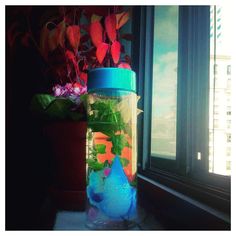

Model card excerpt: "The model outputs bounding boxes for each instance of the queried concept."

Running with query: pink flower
[53,85,62,96]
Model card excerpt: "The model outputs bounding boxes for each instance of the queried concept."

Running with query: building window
[227,120,231,129]
[226,147,231,156]
[213,119,219,128]
[226,161,231,171]
[227,65,231,75]
[209,5,232,176]
[226,134,231,143]
[214,64,218,75]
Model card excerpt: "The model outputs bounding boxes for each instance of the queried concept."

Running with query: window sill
[137,173,230,230]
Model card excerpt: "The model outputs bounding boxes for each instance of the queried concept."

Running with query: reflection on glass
[151,6,179,159]
[209,5,232,176]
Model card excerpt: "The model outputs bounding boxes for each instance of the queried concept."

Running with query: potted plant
[7,6,133,211]
[28,8,90,210]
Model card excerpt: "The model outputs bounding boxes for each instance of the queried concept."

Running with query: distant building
[209,6,231,176]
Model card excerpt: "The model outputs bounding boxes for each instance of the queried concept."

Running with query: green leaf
[80,94,88,109]
[68,111,84,121]
[45,98,74,119]
[109,134,130,155]
[86,159,104,171]
[111,156,129,167]
[119,157,130,167]
[130,178,137,187]
[95,144,106,154]
[30,94,56,113]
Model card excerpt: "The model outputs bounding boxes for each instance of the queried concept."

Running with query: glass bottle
[86,68,138,229]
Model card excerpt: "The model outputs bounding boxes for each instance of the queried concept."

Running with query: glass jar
[86,68,137,229]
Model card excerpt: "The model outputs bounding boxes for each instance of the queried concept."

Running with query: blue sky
[152,6,178,118]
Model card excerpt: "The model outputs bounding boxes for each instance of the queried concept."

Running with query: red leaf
[79,72,88,84]
[65,50,80,76]
[96,43,109,64]
[65,50,75,61]
[116,11,129,29]
[111,40,121,64]
[66,25,80,50]
[118,62,131,69]
[105,14,117,42]
[90,21,103,47]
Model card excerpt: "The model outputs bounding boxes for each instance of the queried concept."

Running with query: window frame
[132,6,230,214]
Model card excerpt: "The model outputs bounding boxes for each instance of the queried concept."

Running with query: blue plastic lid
[88,68,136,93]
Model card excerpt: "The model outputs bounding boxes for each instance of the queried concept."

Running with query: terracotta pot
[45,121,87,210]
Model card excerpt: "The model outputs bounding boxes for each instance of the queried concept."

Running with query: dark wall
[6,6,52,230]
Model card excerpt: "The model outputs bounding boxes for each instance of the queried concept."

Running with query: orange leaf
[111,40,121,64]
[116,11,129,29]
[39,25,50,59]
[66,25,81,50]
[90,21,103,47]
[105,14,117,42]
[96,43,109,64]
[57,20,66,47]
[48,27,58,51]
[118,62,131,69]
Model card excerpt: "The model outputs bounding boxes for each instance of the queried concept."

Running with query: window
[226,147,231,156]
[226,161,231,171]
[227,65,231,75]
[226,120,231,129]
[151,6,178,160]
[214,119,219,128]
[214,64,218,74]
[226,133,231,143]
[135,6,230,212]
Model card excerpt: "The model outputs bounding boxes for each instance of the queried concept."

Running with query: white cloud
[152,51,178,117]
[153,6,179,47]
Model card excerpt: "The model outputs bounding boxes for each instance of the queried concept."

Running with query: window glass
[151,6,179,160]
